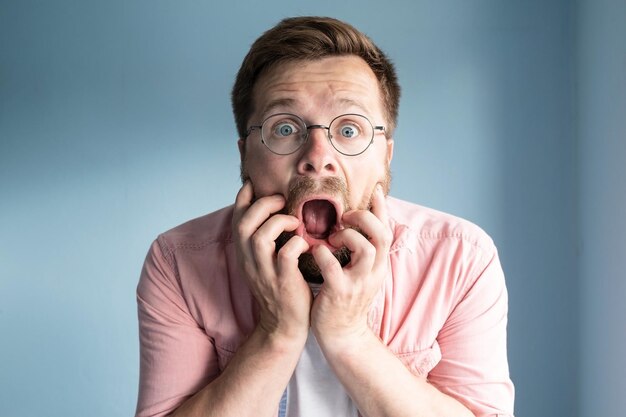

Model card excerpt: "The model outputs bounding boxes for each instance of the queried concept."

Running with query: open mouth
[296,198,343,245]
[302,199,337,239]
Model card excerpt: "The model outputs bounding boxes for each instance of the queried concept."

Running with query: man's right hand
[232,181,312,342]
[168,181,312,417]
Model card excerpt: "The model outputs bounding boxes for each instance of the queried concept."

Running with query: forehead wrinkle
[335,97,373,117]
[258,94,375,122]
[258,98,297,120]
[253,57,383,123]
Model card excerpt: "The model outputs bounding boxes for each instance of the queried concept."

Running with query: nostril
[299,162,335,175]
[297,138,337,174]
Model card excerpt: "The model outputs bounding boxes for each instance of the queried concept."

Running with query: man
[136,16,515,417]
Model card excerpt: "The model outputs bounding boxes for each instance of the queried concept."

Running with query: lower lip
[295,225,340,251]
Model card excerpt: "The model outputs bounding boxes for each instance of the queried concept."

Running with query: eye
[339,123,360,139]
[273,122,298,137]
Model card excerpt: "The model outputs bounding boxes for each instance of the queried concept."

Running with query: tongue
[302,200,336,239]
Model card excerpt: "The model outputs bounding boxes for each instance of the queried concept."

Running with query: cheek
[345,161,386,205]
[243,153,293,196]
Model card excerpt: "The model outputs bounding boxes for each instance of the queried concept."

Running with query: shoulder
[158,205,234,249]
[138,204,240,308]
[386,196,495,254]
[146,205,235,270]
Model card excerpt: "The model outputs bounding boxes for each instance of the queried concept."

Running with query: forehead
[252,56,383,119]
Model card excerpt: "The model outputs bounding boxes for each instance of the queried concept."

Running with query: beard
[240,152,392,283]
[274,170,392,284]
[275,234,352,284]
[275,176,352,284]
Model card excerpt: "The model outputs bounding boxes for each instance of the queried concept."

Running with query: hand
[232,181,312,342]
[310,184,392,349]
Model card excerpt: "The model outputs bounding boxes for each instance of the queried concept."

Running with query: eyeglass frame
[244,112,386,156]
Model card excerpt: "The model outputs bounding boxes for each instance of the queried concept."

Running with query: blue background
[1,1,624,416]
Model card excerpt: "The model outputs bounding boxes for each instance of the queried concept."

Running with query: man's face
[238,56,394,280]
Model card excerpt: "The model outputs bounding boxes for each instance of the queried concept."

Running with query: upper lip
[295,195,343,221]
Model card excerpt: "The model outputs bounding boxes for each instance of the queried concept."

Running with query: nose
[296,126,338,176]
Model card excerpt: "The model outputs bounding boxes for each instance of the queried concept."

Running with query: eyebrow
[259,98,297,120]
[258,97,374,121]
[336,98,372,116]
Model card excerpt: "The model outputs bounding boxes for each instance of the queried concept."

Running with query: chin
[274,235,351,284]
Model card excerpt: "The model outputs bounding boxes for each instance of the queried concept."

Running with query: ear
[385,138,394,164]
[238,139,246,162]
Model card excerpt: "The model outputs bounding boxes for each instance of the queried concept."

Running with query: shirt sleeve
[428,249,515,417]
[135,237,219,417]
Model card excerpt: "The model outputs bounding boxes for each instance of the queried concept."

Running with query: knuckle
[251,232,267,251]
[276,246,295,263]
[322,257,342,274]
[363,244,377,259]
[234,223,246,239]
[234,217,251,238]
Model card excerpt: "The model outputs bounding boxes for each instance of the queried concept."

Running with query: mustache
[282,176,350,215]
[275,176,351,284]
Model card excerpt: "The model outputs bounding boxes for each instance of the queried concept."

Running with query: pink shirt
[135,197,515,417]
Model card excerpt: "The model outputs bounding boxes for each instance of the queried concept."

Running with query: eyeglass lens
[261,114,374,155]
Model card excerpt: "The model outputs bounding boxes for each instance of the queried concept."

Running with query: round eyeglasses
[245,113,386,156]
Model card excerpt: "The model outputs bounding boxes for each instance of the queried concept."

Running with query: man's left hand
[310,184,391,350]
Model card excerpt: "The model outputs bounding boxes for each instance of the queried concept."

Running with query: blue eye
[274,123,297,137]
[340,124,359,138]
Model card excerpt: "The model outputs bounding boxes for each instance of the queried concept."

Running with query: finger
[232,182,287,275]
[255,214,300,243]
[252,214,300,273]
[341,209,392,255]
[232,180,254,228]
[339,211,390,278]
[312,244,345,286]
[370,183,389,228]
[327,228,375,273]
[276,235,310,277]
[234,193,286,241]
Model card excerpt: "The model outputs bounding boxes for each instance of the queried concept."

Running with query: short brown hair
[231,16,401,139]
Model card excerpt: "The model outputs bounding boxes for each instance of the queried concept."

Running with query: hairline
[248,55,390,133]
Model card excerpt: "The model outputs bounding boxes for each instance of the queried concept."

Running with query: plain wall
[1,1,611,416]
[578,0,626,415]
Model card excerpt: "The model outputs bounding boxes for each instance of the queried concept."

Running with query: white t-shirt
[285,285,359,417]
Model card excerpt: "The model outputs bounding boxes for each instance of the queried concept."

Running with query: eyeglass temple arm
[244,125,262,138]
